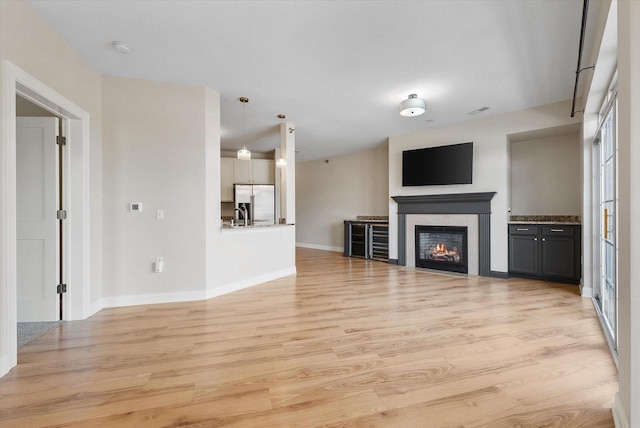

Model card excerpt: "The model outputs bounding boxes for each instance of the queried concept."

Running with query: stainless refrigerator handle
[250,195,255,225]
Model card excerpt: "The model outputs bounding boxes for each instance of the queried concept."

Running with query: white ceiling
[29,0,583,162]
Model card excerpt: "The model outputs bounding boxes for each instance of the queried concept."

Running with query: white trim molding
[0,60,18,377]
[612,392,629,428]
[0,61,92,378]
[99,291,208,309]
[89,267,297,313]
[296,242,343,253]
[207,266,297,300]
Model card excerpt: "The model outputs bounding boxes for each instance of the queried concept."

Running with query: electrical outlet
[155,257,163,273]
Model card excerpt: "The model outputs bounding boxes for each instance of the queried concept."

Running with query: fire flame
[431,243,459,256]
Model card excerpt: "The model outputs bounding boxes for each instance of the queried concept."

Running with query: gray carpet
[17,321,60,348]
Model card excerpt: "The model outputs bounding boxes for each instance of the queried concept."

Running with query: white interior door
[17,117,60,322]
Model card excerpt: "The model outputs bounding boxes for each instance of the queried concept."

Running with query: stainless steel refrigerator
[234,184,275,225]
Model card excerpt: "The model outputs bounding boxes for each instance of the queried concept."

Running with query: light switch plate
[156,209,164,220]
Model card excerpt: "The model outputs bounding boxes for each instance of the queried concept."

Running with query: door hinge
[56,136,66,145]
[57,283,67,294]
[56,210,67,220]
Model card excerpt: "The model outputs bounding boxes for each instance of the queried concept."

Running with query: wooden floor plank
[0,248,616,427]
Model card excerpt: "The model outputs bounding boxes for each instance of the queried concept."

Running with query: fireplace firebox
[415,225,468,273]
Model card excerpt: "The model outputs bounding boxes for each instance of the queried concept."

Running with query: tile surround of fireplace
[391,192,496,277]
[416,225,468,273]
[406,214,478,275]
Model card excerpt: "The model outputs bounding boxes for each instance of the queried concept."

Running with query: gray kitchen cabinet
[508,224,581,284]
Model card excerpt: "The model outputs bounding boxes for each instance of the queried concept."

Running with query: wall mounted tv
[402,142,473,186]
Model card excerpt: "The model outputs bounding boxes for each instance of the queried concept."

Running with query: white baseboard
[92,267,297,312]
[206,266,297,299]
[581,285,593,298]
[296,242,343,253]
[100,290,207,309]
[0,356,12,378]
[612,392,629,428]
[88,299,104,318]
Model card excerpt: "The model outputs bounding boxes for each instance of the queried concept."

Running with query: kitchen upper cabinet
[233,159,252,183]
[221,158,276,201]
[231,158,275,184]
[220,158,234,202]
[252,159,275,184]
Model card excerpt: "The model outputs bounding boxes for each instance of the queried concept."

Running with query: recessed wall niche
[508,124,581,216]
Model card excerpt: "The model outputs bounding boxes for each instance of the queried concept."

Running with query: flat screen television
[402,142,473,186]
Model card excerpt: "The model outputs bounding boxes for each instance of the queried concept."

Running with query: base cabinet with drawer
[508,224,581,284]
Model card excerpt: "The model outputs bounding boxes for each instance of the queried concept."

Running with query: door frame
[1,60,91,377]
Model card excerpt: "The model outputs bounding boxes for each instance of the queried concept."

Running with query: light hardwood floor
[0,248,617,427]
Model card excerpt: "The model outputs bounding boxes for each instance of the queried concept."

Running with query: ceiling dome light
[111,41,131,54]
[400,94,426,117]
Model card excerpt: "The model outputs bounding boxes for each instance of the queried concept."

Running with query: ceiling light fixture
[237,97,251,161]
[276,114,288,168]
[400,94,426,117]
[111,41,131,54]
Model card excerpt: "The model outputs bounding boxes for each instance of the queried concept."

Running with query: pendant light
[237,97,251,160]
[400,94,426,117]
[276,157,288,168]
[276,114,288,168]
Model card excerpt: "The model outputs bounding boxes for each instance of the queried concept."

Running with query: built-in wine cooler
[370,223,389,261]
[344,220,389,262]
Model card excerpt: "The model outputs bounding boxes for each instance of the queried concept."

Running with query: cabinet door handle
[550,229,564,232]
[517,228,529,231]
[533,237,538,241]
[542,238,546,242]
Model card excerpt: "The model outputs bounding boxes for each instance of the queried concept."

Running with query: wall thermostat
[130,202,142,212]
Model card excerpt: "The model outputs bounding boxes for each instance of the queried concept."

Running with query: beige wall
[16,96,54,117]
[510,133,581,215]
[388,100,581,272]
[296,145,389,251]
[102,75,208,299]
[0,0,103,305]
[2,0,295,309]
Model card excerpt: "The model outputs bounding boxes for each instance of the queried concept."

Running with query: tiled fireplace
[391,192,496,277]
[415,225,468,273]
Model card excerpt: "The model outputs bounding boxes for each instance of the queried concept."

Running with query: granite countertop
[221,223,294,232]
[344,216,389,223]
[509,215,582,225]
